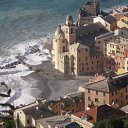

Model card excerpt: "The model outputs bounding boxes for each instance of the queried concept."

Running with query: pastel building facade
[52,14,113,75]
[104,37,128,72]
[117,15,128,29]
[79,73,128,110]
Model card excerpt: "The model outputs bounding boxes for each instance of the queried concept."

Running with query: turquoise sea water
[0,0,127,55]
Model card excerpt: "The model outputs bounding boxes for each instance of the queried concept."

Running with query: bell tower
[52,25,66,69]
[65,15,76,45]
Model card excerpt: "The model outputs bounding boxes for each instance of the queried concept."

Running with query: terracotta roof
[91,76,106,83]
[112,14,124,20]
[74,104,126,124]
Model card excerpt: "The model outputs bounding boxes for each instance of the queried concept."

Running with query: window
[88,97,91,100]
[86,57,88,60]
[63,46,65,52]
[92,67,93,70]
[86,62,88,65]
[92,61,93,64]
[70,28,73,34]
[121,93,123,98]
[112,92,114,96]
[27,119,30,124]
[88,89,90,93]
[103,92,106,96]
[126,95,128,100]
[66,28,68,33]
[121,100,123,105]
[95,98,98,102]
[126,88,127,92]
[96,91,98,95]
[79,50,81,53]
[115,91,117,95]
[103,100,106,104]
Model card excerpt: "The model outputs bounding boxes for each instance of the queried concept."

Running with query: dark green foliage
[93,120,106,128]
[93,117,128,128]
[105,118,124,128]
[3,118,15,128]
[124,116,128,128]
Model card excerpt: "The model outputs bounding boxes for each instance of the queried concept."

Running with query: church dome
[66,15,74,26]
[54,25,65,40]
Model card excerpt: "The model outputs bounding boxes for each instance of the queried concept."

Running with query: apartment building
[14,101,55,128]
[46,91,85,114]
[79,73,128,110]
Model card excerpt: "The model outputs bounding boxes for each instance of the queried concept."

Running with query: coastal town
[1,0,128,128]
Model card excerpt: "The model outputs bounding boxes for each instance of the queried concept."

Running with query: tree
[93,118,124,128]
[124,116,128,128]
[3,118,15,128]
[105,118,124,128]
[93,120,106,128]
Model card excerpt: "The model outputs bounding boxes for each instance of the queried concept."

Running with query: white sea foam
[0,35,52,108]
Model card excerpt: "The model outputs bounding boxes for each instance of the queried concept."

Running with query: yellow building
[107,42,117,58]
[52,14,111,76]
[79,73,128,110]
[105,37,128,71]
[117,15,128,29]
[14,101,55,128]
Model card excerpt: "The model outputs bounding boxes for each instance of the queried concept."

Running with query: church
[52,0,113,76]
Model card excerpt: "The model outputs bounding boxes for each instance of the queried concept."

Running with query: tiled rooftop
[74,104,126,124]
[37,115,71,127]
[22,103,55,120]
[84,73,128,92]
[104,15,117,24]
[76,22,109,46]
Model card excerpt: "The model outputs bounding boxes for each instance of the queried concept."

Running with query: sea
[0,0,128,107]
[0,0,128,57]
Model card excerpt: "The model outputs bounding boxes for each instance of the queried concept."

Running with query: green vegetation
[93,116,128,128]
[1,118,15,128]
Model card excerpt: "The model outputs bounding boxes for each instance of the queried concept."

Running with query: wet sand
[22,59,89,100]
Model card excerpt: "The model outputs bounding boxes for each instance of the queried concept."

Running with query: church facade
[52,1,113,76]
